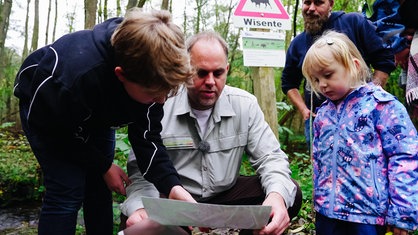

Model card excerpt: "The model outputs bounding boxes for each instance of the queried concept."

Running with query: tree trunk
[194,0,207,34]
[116,0,121,16]
[22,0,30,61]
[45,0,52,45]
[84,0,97,29]
[137,0,146,7]
[182,0,187,33]
[126,0,137,10]
[0,0,13,57]
[252,67,279,138]
[0,0,12,87]
[103,0,108,20]
[161,0,169,10]
[340,0,350,11]
[98,0,102,23]
[30,0,39,53]
[228,28,241,77]
[292,0,298,38]
[52,0,57,41]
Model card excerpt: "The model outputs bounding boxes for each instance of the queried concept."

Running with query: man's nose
[204,73,215,85]
[307,2,316,11]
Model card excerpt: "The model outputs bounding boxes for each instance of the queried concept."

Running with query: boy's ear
[114,66,126,82]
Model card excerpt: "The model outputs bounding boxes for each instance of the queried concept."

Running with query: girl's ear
[114,66,126,82]
[353,58,361,70]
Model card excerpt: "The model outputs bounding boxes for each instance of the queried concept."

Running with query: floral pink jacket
[313,83,418,231]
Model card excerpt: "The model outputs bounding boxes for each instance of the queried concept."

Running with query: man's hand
[395,47,410,70]
[386,226,409,235]
[286,89,314,120]
[126,208,148,227]
[257,192,290,235]
[123,218,189,235]
[168,185,197,203]
[168,186,197,231]
[372,70,389,87]
[103,163,131,195]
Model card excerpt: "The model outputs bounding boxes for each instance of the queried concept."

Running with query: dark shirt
[281,11,396,112]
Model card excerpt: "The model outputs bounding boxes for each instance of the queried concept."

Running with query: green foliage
[227,51,254,92]
[277,101,294,136]
[239,153,255,176]
[0,49,20,123]
[386,67,406,105]
[363,0,375,18]
[0,126,131,234]
[290,152,313,202]
[114,127,130,171]
[289,151,315,233]
[113,128,130,204]
[0,124,42,206]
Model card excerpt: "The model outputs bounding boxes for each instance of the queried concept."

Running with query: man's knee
[120,213,128,231]
[288,179,303,219]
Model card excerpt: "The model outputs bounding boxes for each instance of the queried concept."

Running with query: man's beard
[303,13,329,35]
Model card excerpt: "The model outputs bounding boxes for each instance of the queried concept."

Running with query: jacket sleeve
[377,99,418,231]
[281,37,305,95]
[352,13,396,74]
[119,150,160,217]
[245,96,296,208]
[128,102,182,196]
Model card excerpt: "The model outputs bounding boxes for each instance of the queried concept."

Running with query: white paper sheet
[142,197,272,229]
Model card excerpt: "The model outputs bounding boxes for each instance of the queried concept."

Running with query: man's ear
[115,66,126,82]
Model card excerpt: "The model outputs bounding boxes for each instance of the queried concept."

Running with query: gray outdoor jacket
[120,85,296,217]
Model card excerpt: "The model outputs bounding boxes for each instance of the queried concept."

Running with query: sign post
[233,0,290,138]
[233,0,290,30]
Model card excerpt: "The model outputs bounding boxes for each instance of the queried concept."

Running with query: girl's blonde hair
[302,30,371,96]
[111,8,192,95]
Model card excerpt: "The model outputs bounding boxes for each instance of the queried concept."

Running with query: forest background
[0,0,412,234]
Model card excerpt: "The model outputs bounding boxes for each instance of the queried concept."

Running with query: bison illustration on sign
[251,0,271,8]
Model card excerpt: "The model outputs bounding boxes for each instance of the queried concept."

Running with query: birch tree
[44,0,52,45]
[161,0,169,10]
[0,0,13,57]
[52,0,57,41]
[29,0,39,53]
[0,0,13,82]
[126,0,146,10]
[22,0,30,60]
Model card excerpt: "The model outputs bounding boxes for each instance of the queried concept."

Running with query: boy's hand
[103,163,131,195]
[126,208,148,227]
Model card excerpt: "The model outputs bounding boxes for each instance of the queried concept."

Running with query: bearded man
[280,0,395,148]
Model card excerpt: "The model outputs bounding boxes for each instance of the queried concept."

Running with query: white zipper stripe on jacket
[27,47,58,121]
[13,64,39,93]
[143,102,157,177]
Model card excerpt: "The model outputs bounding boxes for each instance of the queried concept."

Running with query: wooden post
[251,66,279,138]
